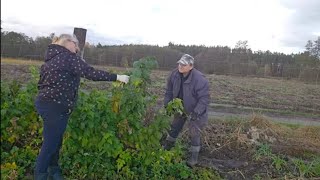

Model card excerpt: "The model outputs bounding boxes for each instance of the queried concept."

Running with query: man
[163,54,210,167]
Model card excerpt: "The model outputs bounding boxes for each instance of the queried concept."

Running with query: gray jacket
[164,68,210,122]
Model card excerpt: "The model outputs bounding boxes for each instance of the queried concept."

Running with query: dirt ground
[2,61,319,121]
[180,115,320,179]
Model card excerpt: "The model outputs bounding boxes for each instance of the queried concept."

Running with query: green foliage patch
[1,57,218,179]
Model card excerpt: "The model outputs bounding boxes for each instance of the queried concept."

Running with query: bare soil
[180,115,320,179]
[2,62,319,125]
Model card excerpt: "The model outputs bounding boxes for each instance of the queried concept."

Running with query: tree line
[1,31,319,82]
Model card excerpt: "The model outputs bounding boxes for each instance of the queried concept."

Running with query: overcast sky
[2,0,320,54]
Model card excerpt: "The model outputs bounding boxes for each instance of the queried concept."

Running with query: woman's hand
[116,75,130,84]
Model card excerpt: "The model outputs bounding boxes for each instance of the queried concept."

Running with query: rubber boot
[163,140,175,150]
[48,166,64,180]
[162,135,176,150]
[34,172,48,180]
[187,146,200,167]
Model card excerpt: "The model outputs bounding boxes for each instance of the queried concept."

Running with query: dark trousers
[34,100,71,173]
[168,114,206,146]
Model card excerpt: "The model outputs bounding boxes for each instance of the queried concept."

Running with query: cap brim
[177,59,188,65]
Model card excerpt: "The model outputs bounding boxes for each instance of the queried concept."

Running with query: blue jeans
[34,99,71,173]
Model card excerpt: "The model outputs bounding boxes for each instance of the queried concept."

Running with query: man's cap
[177,54,194,65]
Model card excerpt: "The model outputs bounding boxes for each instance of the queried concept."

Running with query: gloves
[117,75,130,84]
[187,112,198,121]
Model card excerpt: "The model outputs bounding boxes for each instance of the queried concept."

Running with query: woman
[34,34,129,180]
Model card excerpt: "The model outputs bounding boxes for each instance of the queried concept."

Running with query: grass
[292,157,320,177]
[0,58,43,65]
[254,143,273,160]
[271,155,287,171]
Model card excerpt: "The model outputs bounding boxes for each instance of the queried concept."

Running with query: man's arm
[193,79,210,116]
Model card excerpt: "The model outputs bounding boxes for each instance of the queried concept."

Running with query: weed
[271,155,287,171]
[254,143,273,160]
[292,158,315,178]
[253,174,262,180]
[192,167,221,180]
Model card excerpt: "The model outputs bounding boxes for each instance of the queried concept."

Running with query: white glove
[117,75,130,84]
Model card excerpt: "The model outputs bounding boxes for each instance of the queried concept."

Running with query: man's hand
[117,75,130,84]
[187,112,198,121]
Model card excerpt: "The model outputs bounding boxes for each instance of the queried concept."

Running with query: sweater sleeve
[70,55,117,81]
[193,78,210,116]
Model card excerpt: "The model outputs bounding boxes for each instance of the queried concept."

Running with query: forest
[1,31,319,82]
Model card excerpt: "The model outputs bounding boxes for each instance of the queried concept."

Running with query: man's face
[178,63,193,74]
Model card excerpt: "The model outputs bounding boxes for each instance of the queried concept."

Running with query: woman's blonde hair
[52,34,79,50]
